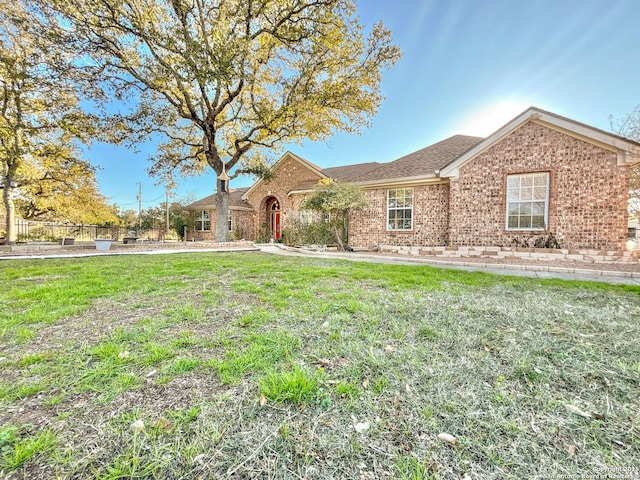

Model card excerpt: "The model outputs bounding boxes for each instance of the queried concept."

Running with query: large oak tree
[29,0,401,241]
[1,4,110,242]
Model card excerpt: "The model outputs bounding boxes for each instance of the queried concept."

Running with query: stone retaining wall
[378,245,639,264]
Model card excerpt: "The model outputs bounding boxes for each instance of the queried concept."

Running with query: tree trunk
[333,223,344,251]
[2,174,16,244]
[214,179,229,242]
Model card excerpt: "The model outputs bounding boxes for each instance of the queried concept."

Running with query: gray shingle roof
[288,162,382,193]
[352,135,484,183]
[189,137,485,206]
[321,162,382,182]
[185,187,252,210]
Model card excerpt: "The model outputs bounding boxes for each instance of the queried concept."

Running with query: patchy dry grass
[0,252,639,479]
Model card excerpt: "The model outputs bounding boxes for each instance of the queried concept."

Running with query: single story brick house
[185,107,640,250]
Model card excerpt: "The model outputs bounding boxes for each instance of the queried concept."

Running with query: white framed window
[228,210,233,232]
[387,188,413,231]
[195,210,210,231]
[506,172,549,230]
[298,209,315,225]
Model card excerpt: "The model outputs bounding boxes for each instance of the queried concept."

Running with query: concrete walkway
[1,242,638,286]
[0,245,260,261]
[256,244,640,286]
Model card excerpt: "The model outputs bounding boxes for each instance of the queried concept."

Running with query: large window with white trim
[387,188,413,231]
[506,172,549,230]
[195,210,210,231]
[298,209,317,225]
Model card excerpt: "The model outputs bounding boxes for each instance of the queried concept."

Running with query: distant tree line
[115,198,193,240]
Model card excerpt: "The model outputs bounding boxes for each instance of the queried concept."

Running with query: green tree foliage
[117,210,139,230]
[611,106,640,221]
[0,4,111,241]
[115,197,193,239]
[28,0,401,241]
[15,157,118,224]
[169,201,194,240]
[301,178,368,250]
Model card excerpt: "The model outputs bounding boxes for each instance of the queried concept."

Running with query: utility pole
[165,186,170,232]
[137,182,142,230]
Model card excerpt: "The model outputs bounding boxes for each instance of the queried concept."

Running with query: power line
[117,195,165,207]
[141,196,165,204]
[137,182,142,229]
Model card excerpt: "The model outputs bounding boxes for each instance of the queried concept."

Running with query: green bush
[171,216,190,240]
[282,218,344,247]
[255,222,270,243]
[229,225,244,241]
[24,226,57,242]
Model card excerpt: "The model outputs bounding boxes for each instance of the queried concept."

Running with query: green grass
[1,426,57,470]
[396,455,431,480]
[0,252,638,478]
[259,364,324,404]
[211,330,300,384]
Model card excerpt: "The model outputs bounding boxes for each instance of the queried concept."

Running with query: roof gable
[241,151,324,200]
[440,107,640,178]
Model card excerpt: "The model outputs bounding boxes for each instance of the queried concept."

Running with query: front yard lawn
[0,252,638,479]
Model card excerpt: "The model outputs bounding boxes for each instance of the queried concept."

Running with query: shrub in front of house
[282,218,344,247]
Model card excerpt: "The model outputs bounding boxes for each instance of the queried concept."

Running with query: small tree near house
[302,179,368,250]
[610,106,640,222]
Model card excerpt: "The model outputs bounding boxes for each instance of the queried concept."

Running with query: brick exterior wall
[187,209,256,241]
[348,183,450,249]
[189,122,631,251]
[231,210,257,240]
[448,122,629,250]
[244,154,323,240]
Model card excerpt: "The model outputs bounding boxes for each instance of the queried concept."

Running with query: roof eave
[287,189,314,196]
[185,204,255,211]
[528,117,640,166]
[354,174,444,189]
[619,152,640,166]
[184,203,216,211]
[440,107,640,178]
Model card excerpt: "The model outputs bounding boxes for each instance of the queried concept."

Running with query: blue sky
[89,0,640,210]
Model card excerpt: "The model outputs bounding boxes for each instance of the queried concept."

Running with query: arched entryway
[266,197,281,240]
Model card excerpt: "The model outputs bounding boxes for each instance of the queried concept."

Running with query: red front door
[267,197,281,240]
[272,211,281,239]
